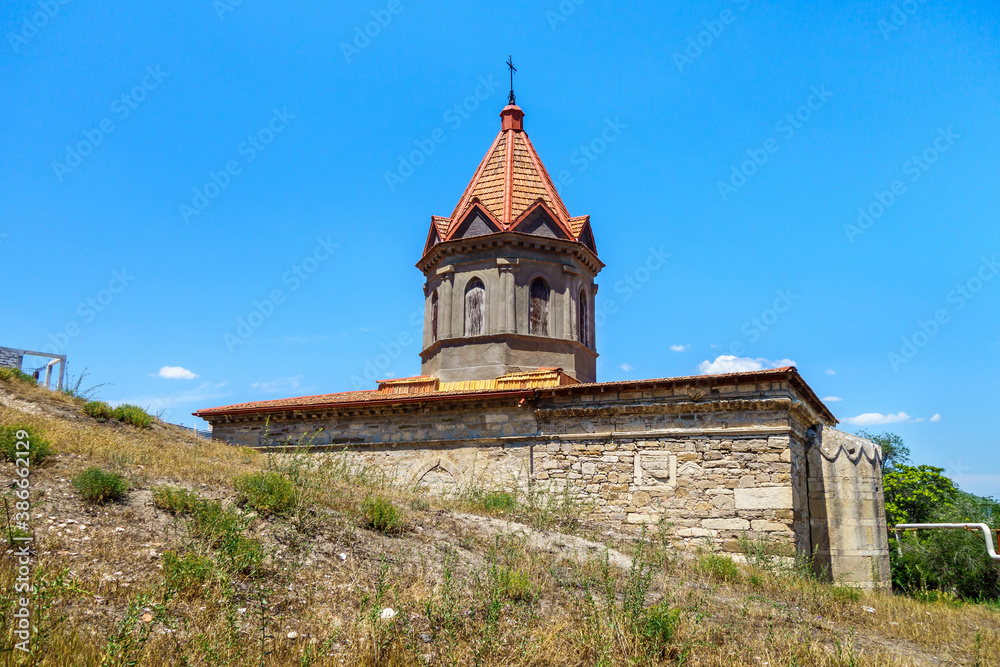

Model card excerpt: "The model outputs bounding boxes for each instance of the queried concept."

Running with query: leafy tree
[857,430,910,472]
[892,492,1000,600]
[884,464,958,526]
[872,431,1000,601]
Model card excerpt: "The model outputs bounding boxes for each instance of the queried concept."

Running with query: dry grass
[0,379,997,666]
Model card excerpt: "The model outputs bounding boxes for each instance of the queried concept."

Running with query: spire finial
[506,55,517,106]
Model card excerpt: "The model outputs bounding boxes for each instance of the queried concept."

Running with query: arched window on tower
[464,278,485,336]
[431,290,439,343]
[529,279,550,336]
[578,288,589,347]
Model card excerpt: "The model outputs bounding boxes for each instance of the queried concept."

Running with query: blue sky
[2,0,997,496]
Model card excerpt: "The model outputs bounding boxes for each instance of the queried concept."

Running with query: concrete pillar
[567,279,579,341]
[497,258,517,334]
[562,266,580,341]
[423,283,435,348]
[589,284,598,351]
[437,266,454,339]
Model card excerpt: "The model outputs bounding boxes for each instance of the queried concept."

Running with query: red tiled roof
[193,366,835,425]
[423,104,591,256]
[431,216,451,238]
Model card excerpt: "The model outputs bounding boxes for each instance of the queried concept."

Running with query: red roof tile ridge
[449,130,504,222]
[520,132,571,222]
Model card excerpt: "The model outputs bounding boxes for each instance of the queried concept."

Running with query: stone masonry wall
[0,347,23,370]
[529,434,800,554]
[808,427,891,590]
[204,377,889,587]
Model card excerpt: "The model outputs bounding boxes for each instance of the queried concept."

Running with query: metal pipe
[44,358,59,389]
[893,523,1000,561]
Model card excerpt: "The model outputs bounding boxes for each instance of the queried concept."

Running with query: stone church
[196,101,891,589]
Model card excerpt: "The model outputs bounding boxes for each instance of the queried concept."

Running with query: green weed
[697,554,740,583]
[112,403,153,428]
[0,424,53,465]
[163,551,215,594]
[361,495,403,534]
[73,467,129,504]
[83,400,115,421]
[234,471,296,515]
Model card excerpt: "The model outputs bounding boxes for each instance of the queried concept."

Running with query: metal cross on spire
[506,55,517,106]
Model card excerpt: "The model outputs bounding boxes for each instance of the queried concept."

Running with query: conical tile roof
[423,105,596,256]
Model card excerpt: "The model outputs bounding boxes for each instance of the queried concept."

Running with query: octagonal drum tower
[417,104,604,383]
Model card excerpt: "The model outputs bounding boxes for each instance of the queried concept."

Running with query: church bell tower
[416,99,603,383]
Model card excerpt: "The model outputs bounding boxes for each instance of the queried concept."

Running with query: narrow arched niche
[529,278,550,336]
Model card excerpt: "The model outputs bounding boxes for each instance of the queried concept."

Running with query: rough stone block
[632,491,651,506]
[734,487,793,510]
[711,495,735,510]
[702,518,750,530]
[750,520,789,532]
[677,527,713,537]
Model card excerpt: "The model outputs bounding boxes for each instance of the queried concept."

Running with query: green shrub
[891,493,1000,601]
[0,367,36,384]
[152,486,264,575]
[697,554,740,583]
[479,490,518,513]
[152,485,203,515]
[234,471,296,515]
[112,404,153,428]
[83,400,115,421]
[191,500,264,575]
[830,586,862,603]
[641,601,681,652]
[163,551,215,593]
[361,495,403,534]
[492,565,535,602]
[5,526,32,546]
[912,589,963,606]
[0,425,53,465]
[73,467,129,503]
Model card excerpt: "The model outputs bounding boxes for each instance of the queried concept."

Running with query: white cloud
[250,375,303,394]
[670,344,689,352]
[152,366,199,380]
[825,369,836,375]
[843,412,912,426]
[930,413,941,422]
[697,355,796,375]
[620,363,634,372]
[822,396,843,403]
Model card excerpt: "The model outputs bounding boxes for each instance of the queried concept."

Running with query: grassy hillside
[0,375,997,666]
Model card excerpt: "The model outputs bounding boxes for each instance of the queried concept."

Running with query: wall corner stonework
[807,427,891,590]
